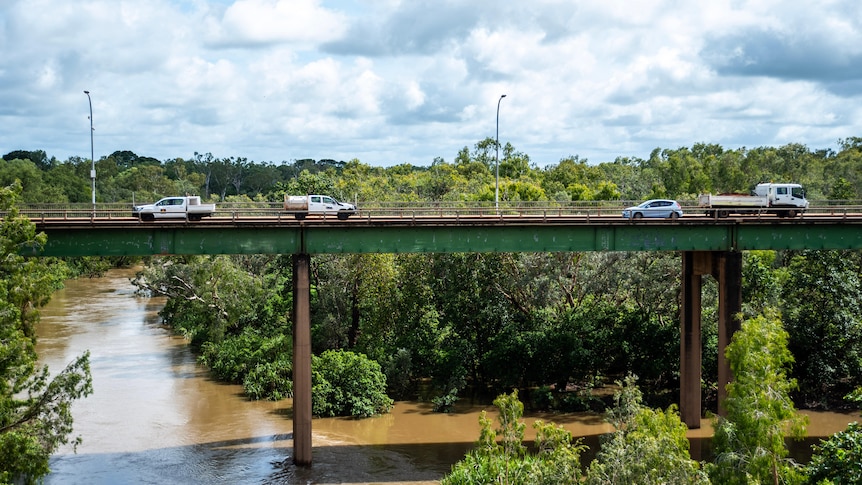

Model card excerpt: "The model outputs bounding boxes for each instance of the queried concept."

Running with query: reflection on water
[35,269,860,484]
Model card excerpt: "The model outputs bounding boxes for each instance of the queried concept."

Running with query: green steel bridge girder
[25,221,862,257]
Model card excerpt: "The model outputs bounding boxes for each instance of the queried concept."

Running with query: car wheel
[670,212,680,219]
[633,212,643,219]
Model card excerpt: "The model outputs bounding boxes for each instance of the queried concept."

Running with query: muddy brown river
[36,269,859,484]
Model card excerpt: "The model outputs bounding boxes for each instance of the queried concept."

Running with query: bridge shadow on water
[47,424,840,484]
[48,432,472,484]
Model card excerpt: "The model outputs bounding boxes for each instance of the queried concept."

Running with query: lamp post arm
[84,91,95,209]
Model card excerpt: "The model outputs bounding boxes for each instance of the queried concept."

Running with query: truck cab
[754,183,809,209]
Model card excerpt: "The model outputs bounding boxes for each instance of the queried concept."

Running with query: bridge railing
[7,200,862,221]
[352,200,634,218]
[9,200,639,220]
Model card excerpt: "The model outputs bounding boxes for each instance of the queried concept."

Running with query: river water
[36,269,859,484]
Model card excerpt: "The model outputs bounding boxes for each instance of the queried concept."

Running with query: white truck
[132,196,216,221]
[283,194,357,220]
[698,183,808,217]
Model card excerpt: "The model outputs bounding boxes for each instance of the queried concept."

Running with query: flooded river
[36,269,859,484]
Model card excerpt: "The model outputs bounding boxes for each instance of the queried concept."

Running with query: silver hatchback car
[622,199,683,219]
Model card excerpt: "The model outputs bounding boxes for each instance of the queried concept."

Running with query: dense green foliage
[133,255,294,401]
[783,251,862,408]
[442,390,586,485]
[805,422,862,484]
[585,375,709,484]
[444,311,809,484]
[0,183,93,484]
[707,311,807,484]
[311,350,392,418]
[802,388,862,484]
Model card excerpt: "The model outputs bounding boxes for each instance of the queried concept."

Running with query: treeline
[3,137,861,206]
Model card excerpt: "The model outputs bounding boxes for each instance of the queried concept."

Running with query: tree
[0,182,93,484]
[707,310,807,485]
[828,177,856,201]
[500,142,531,179]
[311,349,392,418]
[542,156,605,201]
[1,150,50,170]
[0,158,52,202]
[782,250,862,407]
[442,390,585,485]
[309,253,397,355]
[275,169,337,199]
[741,250,784,317]
[42,162,89,203]
[429,253,514,394]
[111,164,177,201]
[649,146,711,197]
[585,375,709,485]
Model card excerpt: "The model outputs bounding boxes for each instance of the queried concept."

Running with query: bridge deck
[24,214,862,256]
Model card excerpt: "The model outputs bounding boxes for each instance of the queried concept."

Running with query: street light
[84,90,95,214]
[495,94,507,211]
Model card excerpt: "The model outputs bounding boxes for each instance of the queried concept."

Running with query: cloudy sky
[2,0,861,167]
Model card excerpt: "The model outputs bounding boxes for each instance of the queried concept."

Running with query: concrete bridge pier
[680,251,742,428]
[292,253,313,465]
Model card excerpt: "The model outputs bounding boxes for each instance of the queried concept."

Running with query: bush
[432,389,460,413]
[442,390,585,485]
[243,357,293,401]
[805,422,862,484]
[530,385,603,413]
[199,329,290,387]
[311,350,393,418]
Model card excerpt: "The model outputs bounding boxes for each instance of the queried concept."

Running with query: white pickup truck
[698,182,808,217]
[132,196,216,221]
[283,194,357,220]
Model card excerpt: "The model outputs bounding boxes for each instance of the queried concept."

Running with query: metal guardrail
[5,201,862,221]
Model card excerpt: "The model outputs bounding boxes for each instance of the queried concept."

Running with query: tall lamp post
[84,90,95,214]
[494,94,506,212]
[495,94,507,211]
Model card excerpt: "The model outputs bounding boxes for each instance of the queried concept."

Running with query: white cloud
[214,0,347,46]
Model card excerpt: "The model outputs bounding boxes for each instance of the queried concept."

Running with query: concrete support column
[292,254,312,466]
[716,251,742,416]
[680,251,743,428]
[680,251,704,428]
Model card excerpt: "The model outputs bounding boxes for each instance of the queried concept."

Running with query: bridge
[20,207,862,466]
